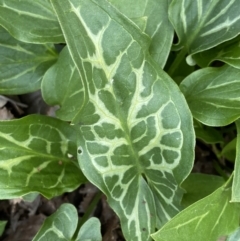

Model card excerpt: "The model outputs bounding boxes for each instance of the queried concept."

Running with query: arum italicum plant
[0,0,240,240]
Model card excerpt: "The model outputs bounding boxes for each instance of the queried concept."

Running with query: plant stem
[167,48,187,77]
[79,190,102,227]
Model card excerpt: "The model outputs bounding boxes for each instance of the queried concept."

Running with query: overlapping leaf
[193,35,240,69]
[232,119,240,202]
[0,0,63,43]
[50,1,195,240]
[0,26,58,94]
[42,47,84,121]
[152,180,240,241]
[180,65,240,126]
[108,0,173,68]
[33,204,102,241]
[169,0,240,56]
[0,115,85,199]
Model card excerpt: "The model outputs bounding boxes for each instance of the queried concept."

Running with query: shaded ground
[0,92,228,241]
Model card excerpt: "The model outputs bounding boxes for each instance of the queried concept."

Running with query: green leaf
[169,0,240,55]
[108,0,174,68]
[221,138,236,162]
[194,120,224,144]
[42,46,84,121]
[33,204,77,240]
[180,65,240,126]
[226,227,240,241]
[181,173,225,207]
[50,1,195,240]
[0,0,64,43]
[33,204,102,241]
[193,35,240,69]
[232,119,240,201]
[0,26,58,94]
[0,221,7,237]
[0,115,86,199]
[76,217,102,241]
[152,180,240,241]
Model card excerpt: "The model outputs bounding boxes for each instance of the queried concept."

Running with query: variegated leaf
[50,0,195,240]
[33,203,101,241]
[232,119,240,202]
[180,65,240,126]
[193,35,240,69]
[0,26,58,94]
[42,46,84,121]
[108,0,173,68]
[169,0,240,56]
[152,179,240,241]
[0,115,85,199]
[0,0,63,43]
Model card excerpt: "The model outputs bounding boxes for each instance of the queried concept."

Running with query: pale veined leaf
[180,65,240,126]
[108,0,174,68]
[0,115,86,199]
[50,0,195,240]
[0,0,64,43]
[169,0,240,56]
[0,26,58,94]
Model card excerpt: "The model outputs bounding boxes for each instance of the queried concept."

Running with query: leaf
[76,217,102,241]
[226,227,240,241]
[180,65,240,126]
[0,221,7,237]
[42,46,84,121]
[193,35,240,69]
[108,0,174,68]
[169,0,240,55]
[33,204,102,241]
[194,120,224,144]
[0,115,86,199]
[152,180,240,241]
[232,119,240,201]
[0,0,64,43]
[50,1,195,240]
[221,138,236,162]
[181,173,225,207]
[0,26,58,94]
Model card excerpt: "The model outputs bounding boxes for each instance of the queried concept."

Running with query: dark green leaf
[0,115,86,199]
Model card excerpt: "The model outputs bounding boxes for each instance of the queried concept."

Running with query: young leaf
[0,115,86,199]
[151,180,240,241]
[76,217,102,241]
[232,119,240,201]
[108,0,174,68]
[169,0,240,55]
[42,46,84,121]
[193,35,240,69]
[180,65,240,126]
[0,0,63,43]
[50,1,195,240]
[33,204,102,241]
[181,173,225,207]
[0,26,58,94]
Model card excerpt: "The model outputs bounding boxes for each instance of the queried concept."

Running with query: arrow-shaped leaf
[169,0,240,55]
[180,65,240,126]
[50,0,195,240]
[0,26,58,94]
[0,115,86,199]
[0,0,63,44]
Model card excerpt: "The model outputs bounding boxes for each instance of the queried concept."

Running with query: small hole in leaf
[77,147,83,155]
